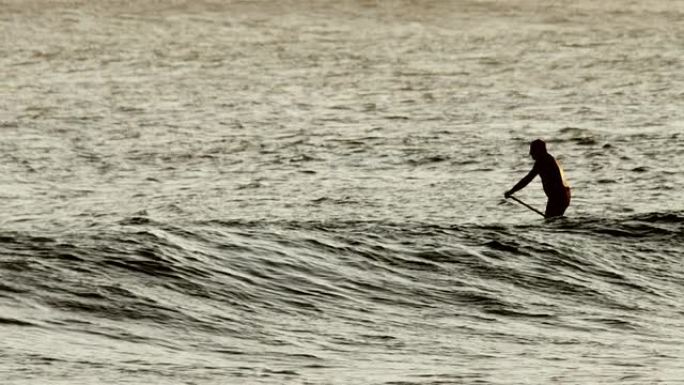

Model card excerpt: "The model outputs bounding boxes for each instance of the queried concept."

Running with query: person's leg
[545,201,565,217]
[545,188,571,217]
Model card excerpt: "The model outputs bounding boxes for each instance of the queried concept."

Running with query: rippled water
[1,1,683,384]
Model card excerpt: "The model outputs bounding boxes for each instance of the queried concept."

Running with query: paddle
[507,195,546,218]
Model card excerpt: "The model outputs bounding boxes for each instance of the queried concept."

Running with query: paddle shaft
[508,196,546,218]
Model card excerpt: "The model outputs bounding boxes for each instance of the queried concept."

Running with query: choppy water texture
[1,1,683,384]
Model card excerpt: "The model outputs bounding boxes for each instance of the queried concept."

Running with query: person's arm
[505,165,538,198]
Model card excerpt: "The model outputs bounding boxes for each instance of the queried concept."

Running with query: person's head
[529,139,547,160]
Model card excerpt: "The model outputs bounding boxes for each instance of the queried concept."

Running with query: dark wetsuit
[510,153,571,217]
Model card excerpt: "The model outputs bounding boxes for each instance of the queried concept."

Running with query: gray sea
[1,1,683,384]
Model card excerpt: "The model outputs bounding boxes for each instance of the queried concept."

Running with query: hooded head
[529,139,547,160]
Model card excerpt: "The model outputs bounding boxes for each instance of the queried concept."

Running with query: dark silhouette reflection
[505,139,571,217]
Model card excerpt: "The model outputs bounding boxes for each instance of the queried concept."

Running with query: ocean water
[1,1,683,384]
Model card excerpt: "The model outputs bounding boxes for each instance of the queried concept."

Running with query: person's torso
[536,154,569,198]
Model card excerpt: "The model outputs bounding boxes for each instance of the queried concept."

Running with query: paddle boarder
[504,139,571,217]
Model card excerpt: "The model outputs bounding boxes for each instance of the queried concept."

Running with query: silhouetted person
[504,139,571,217]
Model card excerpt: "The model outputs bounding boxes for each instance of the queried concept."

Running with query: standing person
[504,139,571,217]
